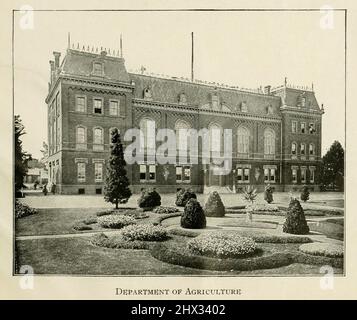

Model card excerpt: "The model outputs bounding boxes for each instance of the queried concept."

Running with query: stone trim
[75,158,88,164]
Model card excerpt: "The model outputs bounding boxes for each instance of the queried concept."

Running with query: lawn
[15,236,343,276]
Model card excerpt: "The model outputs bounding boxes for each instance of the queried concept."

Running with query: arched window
[264,128,275,156]
[175,120,191,152]
[93,127,104,151]
[291,142,297,155]
[309,143,315,155]
[140,118,156,150]
[209,123,222,153]
[76,126,87,149]
[237,126,250,154]
[300,143,306,155]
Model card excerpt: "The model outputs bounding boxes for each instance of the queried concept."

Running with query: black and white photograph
[1,0,355,301]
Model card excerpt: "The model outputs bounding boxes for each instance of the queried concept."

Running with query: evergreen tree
[14,115,31,195]
[321,141,344,191]
[104,129,132,209]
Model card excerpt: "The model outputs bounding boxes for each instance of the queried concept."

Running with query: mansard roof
[130,73,282,117]
[61,49,131,83]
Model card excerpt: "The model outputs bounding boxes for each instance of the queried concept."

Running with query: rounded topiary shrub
[187,232,257,259]
[204,191,225,217]
[98,215,136,229]
[138,189,161,209]
[180,199,206,229]
[121,224,168,241]
[283,198,309,234]
[175,189,197,207]
[264,184,274,204]
[300,185,310,202]
[299,242,343,258]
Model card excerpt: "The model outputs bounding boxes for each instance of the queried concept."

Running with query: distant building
[45,44,324,194]
[24,159,48,186]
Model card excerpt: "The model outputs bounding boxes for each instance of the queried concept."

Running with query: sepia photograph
[11,7,346,279]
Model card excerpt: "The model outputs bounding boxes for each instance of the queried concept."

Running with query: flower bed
[247,203,280,212]
[153,206,180,214]
[15,201,37,219]
[299,243,344,258]
[98,215,136,229]
[187,232,257,259]
[73,222,93,231]
[90,233,151,250]
[121,224,168,241]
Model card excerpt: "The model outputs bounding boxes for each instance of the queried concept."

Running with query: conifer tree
[104,129,132,209]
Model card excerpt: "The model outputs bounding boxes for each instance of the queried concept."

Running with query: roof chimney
[53,51,61,68]
[264,85,271,95]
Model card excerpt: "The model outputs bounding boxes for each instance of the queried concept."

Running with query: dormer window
[92,62,103,76]
[241,101,248,113]
[143,87,152,100]
[212,94,219,110]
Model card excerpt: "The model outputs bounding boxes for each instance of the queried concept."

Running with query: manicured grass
[15,207,164,236]
[15,237,230,275]
[15,235,342,276]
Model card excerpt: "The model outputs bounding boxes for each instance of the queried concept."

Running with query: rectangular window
[139,165,146,181]
[243,168,250,182]
[270,168,276,182]
[237,168,243,182]
[264,168,269,182]
[149,165,156,181]
[109,100,119,116]
[76,96,86,112]
[95,188,102,195]
[78,188,85,195]
[77,163,86,182]
[291,143,297,155]
[310,169,315,183]
[176,166,183,182]
[292,168,297,183]
[184,167,191,182]
[301,168,307,183]
[301,122,306,134]
[292,121,297,133]
[94,163,103,182]
[93,99,103,114]
[309,123,315,134]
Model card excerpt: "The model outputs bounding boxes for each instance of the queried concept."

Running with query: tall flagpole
[191,32,194,82]
[120,34,123,58]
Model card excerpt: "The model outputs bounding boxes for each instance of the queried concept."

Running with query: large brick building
[45,45,324,194]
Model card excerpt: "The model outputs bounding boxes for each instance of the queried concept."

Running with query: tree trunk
[115,199,118,209]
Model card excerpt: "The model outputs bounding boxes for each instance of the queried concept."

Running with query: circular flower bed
[187,232,257,259]
[98,215,136,229]
[121,224,168,241]
[299,242,343,258]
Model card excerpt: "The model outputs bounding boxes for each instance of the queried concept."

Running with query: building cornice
[133,99,282,123]
[280,105,323,116]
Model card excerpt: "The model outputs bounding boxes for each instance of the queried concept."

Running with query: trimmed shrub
[138,189,161,209]
[283,198,309,235]
[153,206,180,214]
[252,235,312,244]
[264,184,274,204]
[73,222,93,231]
[175,189,197,207]
[204,191,225,217]
[121,224,168,241]
[180,199,206,229]
[98,215,136,229]
[187,232,257,259]
[300,185,310,202]
[299,243,343,258]
[15,201,37,219]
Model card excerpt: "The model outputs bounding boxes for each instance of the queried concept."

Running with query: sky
[13,10,345,159]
